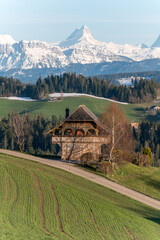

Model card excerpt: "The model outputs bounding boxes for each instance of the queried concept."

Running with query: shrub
[143,147,152,165]
[132,152,150,167]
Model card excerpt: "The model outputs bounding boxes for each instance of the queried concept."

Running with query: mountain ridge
[0,26,160,82]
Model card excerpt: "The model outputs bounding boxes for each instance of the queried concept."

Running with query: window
[64,129,73,136]
[55,129,62,136]
[75,129,85,137]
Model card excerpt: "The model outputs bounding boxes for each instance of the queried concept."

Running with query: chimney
[65,108,70,119]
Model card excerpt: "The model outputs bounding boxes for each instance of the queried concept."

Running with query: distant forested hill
[94,71,160,82]
[0,73,159,103]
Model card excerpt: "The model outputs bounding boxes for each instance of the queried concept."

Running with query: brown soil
[124,226,136,240]
[1,149,160,211]
[88,203,106,240]
[29,171,57,238]
[50,184,74,240]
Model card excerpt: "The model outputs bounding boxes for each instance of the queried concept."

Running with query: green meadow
[0,153,160,240]
[0,97,146,122]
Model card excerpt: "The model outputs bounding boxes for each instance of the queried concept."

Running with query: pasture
[0,153,160,240]
[0,97,146,122]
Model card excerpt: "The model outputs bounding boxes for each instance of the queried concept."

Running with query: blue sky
[1,0,160,45]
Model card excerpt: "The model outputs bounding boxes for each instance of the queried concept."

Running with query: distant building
[48,105,110,161]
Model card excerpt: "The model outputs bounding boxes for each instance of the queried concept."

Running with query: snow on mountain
[137,43,148,49]
[0,35,16,45]
[60,25,131,63]
[0,26,160,79]
[59,25,100,47]
[59,26,160,62]
[152,34,160,48]
[0,39,67,70]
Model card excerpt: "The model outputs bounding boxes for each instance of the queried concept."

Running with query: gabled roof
[47,105,110,134]
[66,105,99,122]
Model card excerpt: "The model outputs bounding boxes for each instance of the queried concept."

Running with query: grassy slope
[108,163,160,201]
[0,97,145,122]
[79,163,160,201]
[0,153,160,240]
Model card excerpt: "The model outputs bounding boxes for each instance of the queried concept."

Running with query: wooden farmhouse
[48,105,110,161]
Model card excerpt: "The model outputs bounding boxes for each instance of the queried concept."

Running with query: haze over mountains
[1,25,160,82]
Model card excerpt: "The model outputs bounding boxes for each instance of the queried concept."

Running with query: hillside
[108,163,160,201]
[0,153,160,240]
[0,96,146,122]
[81,163,160,201]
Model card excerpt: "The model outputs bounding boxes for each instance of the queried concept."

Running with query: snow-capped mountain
[59,25,101,47]
[0,35,16,45]
[0,25,160,82]
[152,34,160,48]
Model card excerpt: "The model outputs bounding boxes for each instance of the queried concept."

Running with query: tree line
[0,73,159,103]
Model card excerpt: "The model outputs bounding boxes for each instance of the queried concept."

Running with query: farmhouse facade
[48,105,110,161]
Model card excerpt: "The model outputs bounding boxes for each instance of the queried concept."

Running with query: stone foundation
[52,136,109,161]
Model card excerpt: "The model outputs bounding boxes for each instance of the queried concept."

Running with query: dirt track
[1,149,160,211]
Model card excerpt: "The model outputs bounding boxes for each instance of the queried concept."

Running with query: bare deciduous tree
[11,112,30,152]
[100,103,134,170]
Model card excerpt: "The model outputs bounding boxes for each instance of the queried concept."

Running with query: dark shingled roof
[47,105,110,134]
[66,105,99,122]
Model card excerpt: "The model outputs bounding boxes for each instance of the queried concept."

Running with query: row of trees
[33,74,160,103]
[0,74,159,103]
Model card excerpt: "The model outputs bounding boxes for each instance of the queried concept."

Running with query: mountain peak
[0,35,16,45]
[59,25,96,47]
[79,25,91,34]
[152,34,160,48]
[137,43,148,49]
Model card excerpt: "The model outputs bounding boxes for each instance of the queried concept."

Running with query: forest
[0,113,63,156]
[0,73,159,103]
[134,121,160,166]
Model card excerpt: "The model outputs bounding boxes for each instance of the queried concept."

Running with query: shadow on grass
[120,205,160,222]
[146,218,160,225]
[137,175,160,193]
[132,107,145,112]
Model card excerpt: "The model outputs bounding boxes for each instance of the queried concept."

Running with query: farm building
[48,105,110,161]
